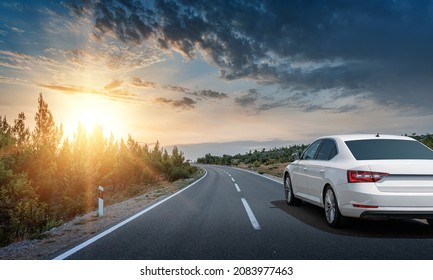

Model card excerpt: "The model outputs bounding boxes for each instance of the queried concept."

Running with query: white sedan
[283,134,433,227]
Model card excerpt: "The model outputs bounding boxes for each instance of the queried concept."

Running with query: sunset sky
[2,0,433,159]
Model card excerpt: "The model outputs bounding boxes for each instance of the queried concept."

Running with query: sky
[2,0,433,159]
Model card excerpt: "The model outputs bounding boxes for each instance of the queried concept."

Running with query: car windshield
[345,139,433,160]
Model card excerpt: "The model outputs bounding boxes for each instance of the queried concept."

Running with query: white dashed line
[241,198,261,230]
[231,177,235,182]
[234,183,241,192]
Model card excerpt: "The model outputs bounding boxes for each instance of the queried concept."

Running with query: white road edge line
[234,183,241,192]
[241,198,261,230]
[53,169,208,260]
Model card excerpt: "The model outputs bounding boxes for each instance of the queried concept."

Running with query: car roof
[319,134,415,142]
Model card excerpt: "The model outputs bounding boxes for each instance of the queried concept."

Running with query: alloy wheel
[285,176,292,204]
[324,188,336,224]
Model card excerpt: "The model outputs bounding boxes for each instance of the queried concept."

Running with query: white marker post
[98,186,104,217]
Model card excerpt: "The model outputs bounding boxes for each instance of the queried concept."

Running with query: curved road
[54,165,433,260]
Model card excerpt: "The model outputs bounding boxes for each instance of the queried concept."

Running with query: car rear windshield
[345,139,433,160]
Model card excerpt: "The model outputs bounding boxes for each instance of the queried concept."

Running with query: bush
[167,164,197,182]
[0,171,47,246]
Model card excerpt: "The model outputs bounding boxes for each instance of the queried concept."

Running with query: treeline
[0,93,196,247]
[408,133,433,149]
[196,144,308,166]
[197,133,433,167]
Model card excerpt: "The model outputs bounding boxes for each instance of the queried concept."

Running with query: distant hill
[196,134,433,166]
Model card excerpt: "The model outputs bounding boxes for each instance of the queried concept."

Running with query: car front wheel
[324,186,344,228]
[284,174,301,206]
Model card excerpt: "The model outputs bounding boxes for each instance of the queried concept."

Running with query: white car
[283,134,433,228]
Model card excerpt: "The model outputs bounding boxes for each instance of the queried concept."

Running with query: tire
[323,186,344,228]
[284,174,301,206]
[427,219,433,227]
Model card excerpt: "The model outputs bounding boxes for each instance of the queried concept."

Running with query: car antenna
[375,133,380,137]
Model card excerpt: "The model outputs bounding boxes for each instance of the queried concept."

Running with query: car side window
[316,139,338,160]
[301,140,323,160]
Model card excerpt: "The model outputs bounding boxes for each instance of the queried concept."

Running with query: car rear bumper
[359,211,433,220]
[336,182,433,218]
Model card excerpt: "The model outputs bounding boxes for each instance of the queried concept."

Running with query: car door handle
[303,168,308,171]
[320,169,325,174]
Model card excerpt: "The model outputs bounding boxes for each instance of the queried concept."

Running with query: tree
[12,112,30,147]
[28,93,63,205]
[0,159,47,245]
[0,116,13,149]
[171,146,184,167]
[32,93,62,152]
[150,140,162,172]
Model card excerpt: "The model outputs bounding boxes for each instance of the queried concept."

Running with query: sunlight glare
[60,94,129,140]
[78,109,106,134]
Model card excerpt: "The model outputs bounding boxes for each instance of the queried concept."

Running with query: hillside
[197,134,433,169]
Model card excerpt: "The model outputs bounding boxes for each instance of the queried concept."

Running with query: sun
[60,94,129,140]
[78,109,106,133]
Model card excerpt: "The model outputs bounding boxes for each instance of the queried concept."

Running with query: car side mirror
[291,152,300,161]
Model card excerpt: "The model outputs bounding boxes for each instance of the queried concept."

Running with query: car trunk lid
[366,160,433,192]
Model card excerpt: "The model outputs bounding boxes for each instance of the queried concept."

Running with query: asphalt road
[55,165,433,260]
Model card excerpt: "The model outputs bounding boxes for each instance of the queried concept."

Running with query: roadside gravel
[0,177,198,260]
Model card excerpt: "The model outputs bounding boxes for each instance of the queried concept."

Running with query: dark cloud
[189,89,228,100]
[235,89,260,107]
[69,0,433,112]
[131,76,228,101]
[82,0,156,44]
[162,84,189,93]
[154,96,196,110]
[234,87,364,113]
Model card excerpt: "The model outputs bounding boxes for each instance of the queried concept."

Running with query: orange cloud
[37,82,135,100]
[104,79,123,90]
[154,97,196,110]
[131,77,156,88]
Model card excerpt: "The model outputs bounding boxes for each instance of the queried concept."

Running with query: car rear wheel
[284,174,301,206]
[324,186,344,228]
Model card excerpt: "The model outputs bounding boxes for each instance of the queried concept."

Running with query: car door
[307,139,338,204]
[294,139,323,200]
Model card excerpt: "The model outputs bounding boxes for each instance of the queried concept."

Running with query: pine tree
[171,146,184,167]
[28,93,62,205]
[12,112,30,147]
[0,116,13,149]
[33,93,62,152]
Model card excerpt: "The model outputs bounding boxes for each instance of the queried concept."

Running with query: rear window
[345,139,433,160]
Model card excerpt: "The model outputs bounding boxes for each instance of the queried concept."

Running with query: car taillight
[347,170,389,183]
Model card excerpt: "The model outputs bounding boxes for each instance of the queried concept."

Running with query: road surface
[54,165,433,260]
